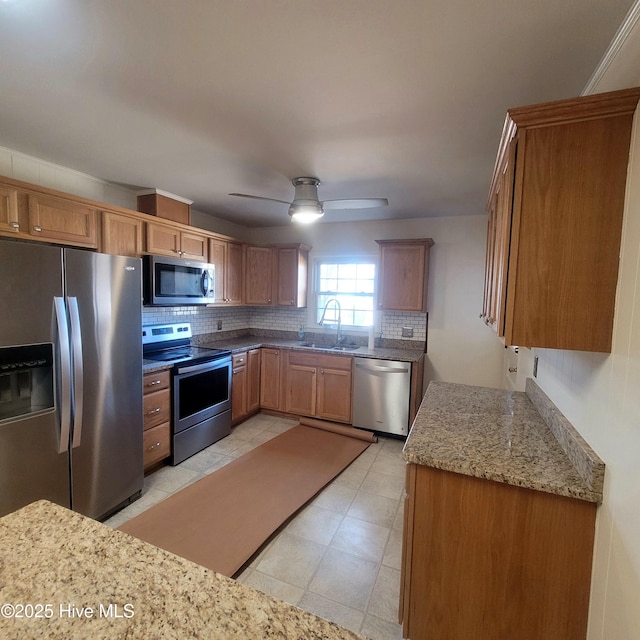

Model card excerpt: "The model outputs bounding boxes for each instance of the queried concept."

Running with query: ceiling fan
[229,177,388,223]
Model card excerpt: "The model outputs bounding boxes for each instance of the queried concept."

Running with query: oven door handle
[176,358,227,375]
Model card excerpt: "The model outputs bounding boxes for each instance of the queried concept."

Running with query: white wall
[248,215,505,389]
[512,10,640,637]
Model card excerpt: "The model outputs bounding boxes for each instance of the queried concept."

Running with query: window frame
[311,256,378,332]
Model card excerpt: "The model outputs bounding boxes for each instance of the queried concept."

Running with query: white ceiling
[0,0,635,227]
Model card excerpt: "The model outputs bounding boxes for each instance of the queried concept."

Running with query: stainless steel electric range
[142,323,232,465]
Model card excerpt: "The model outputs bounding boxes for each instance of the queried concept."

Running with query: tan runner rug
[118,423,373,577]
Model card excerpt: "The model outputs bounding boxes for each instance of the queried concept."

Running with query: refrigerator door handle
[53,297,72,454]
[67,296,84,449]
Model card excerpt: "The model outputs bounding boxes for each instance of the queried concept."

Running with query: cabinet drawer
[143,370,170,394]
[143,422,170,469]
[232,352,247,368]
[143,389,171,430]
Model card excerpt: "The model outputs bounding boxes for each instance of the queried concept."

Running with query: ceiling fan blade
[228,193,292,206]
[322,198,389,210]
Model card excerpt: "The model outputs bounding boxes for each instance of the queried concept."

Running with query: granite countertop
[0,500,366,640]
[144,336,425,373]
[403,379,605,503]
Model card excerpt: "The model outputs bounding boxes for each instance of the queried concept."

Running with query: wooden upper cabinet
[209,237,243,305]
[27,193,97,248]
[101,210,144,257]
[484,87,640,352]
[275,244,310,307]
[0,186,19,235]
[244,245,274,305]
[376,239,434,312]
[146,221,208,262]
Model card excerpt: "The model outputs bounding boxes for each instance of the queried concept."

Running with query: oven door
[173,356,231,433]
[144,255,215,306]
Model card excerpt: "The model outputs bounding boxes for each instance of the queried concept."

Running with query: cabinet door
[260,348,281,409]
[317,366,352,423]
[276,246,309,307]
[101,211,144,257]
[246,348,261,413]
[209,238,227,303]
[180,230,208,261]
[232,359,247,424]
[146,222,181,257]
[209,238,244,305]
[377,240,432,312]
[0,186,19,235]
[245,245,274,305]
[27,194,97,248]
[483,139,515,336]
[285,363,317,416]
[226,241,244,305]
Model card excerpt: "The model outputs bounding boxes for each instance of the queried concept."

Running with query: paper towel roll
[368,325,375,349]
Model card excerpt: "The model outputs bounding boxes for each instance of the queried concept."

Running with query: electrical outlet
[402,326,414,338]
[533,356,539,378]
[217,320,222,331]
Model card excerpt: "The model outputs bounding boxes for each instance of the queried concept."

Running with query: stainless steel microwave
[143,255,215,306]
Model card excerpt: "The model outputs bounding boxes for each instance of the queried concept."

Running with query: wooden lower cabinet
[260,348,282,410]
[400,464,597,640]
[142,370,171,470]
[232,349,261,425]
[284,351,352,423]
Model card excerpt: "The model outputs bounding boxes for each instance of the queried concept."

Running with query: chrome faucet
[318,298,343,345]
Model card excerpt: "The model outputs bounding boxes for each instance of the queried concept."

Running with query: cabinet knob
[10,222,19,229]
[508,367,517,373]
[33,225,42,232]
[146,407,161,415]
[147,380,162,387]
[146,442,161,452]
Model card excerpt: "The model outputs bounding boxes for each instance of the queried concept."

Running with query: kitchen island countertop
[0,500,366,640]
[403,379,605,503]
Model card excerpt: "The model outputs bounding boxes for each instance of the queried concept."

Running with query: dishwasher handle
[355,361,410,374]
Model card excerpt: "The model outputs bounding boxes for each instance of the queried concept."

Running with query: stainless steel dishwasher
[352,357,411,436]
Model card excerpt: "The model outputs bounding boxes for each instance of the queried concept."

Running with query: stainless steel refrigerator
[0,239,143,520]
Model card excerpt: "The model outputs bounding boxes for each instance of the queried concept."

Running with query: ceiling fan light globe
[289,204,324,223]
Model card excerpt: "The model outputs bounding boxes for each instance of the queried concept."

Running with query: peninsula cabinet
[400,464,597,640]
[142,369,171,471]
[284,351,352,423]
[482,86,640,352]
[376,238,434,312]
[146,221,208,262]
[209,237,243,305]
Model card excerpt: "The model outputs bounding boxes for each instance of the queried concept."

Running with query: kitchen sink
[298,342,359,351]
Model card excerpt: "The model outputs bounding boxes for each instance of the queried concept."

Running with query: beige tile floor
[105,413,406,640]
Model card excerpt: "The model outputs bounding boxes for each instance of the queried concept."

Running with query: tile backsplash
[142,306,427,349]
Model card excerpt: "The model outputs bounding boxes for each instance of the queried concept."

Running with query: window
[316,260,376,328]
